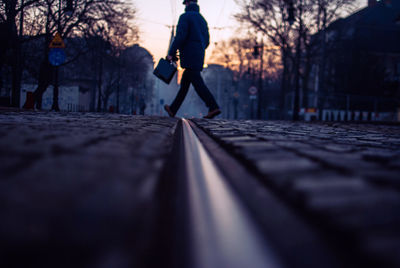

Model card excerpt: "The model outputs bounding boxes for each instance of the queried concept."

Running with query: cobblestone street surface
[0,108,178,267]
[1,109,400,268]
[193,119,400,267]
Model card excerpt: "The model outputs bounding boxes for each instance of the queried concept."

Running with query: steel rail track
[181,119,282,268]
[156,119,345,268]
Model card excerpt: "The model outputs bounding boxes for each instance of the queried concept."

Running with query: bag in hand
[153,58,177,84]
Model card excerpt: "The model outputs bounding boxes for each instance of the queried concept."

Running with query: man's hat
[182,0,197,4]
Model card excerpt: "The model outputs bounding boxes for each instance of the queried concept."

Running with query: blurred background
[1,0,399,121]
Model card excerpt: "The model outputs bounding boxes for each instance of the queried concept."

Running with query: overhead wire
[138,18,233,30]
[215,0,227,29]
[137,18,170,27]
[139,0,234,61]
[212,0,229,48]
[170,0,177,26]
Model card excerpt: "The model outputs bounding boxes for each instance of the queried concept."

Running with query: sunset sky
[137,0,241,63]
[136,0,367,64]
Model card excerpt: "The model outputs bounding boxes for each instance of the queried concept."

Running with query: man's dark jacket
[169,3,209,71]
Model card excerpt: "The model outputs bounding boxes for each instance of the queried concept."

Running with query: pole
[250,98,254,119]
[52,0,61,111]
[131,87,134,114]
[257,40,264,119]
[97,52,103,112]
[11,0,24,108]
[234,98,238,119]
[318,1,327,120]
[51,67,60,111]
[373,98,378,121]
[19,0,24,37]
[116,57,121,113]
[293,0,302,121]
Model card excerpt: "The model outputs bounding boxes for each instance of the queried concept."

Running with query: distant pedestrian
[164,0,221,119]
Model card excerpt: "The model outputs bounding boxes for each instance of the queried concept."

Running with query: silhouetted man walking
[164,0,221,119]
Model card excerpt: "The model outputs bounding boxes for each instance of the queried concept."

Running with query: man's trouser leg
[190,70,219,111]
[170,69,191,114]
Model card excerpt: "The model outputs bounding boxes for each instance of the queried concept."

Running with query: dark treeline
[0,0,151,113]
[211,0,400,120]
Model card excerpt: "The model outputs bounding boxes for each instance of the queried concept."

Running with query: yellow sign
[49,33,65,49]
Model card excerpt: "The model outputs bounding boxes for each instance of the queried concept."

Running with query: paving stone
[361,150,398,163]
[388,158,400,169]
[232,141,281,154]
[0,109,178,267]
[220,135,259,143]
[321,144,356,153]
[254,133,295,141]
[274,141,315,150]
[361,233,400,267]
[193,118,400,267]
[360,168,400,181]
[328,204,400,232]
[255,157,320,176]
[291,178,369,193]
[305,190,400,212]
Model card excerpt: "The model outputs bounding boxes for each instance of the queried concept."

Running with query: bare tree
[1,0,42,107]
[19,0,138,110]
[235,0,356,119]
[211,35,283,118]
[235,0,295,118]
[211,37,260,80]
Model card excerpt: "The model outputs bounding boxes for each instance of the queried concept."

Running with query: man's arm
[168,14,189,60]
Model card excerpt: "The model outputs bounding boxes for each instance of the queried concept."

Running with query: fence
[66,103,87,112]
[285,92,400,122]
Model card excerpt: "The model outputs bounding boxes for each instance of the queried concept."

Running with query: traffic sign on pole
[248,86,258,95]
[48,48,66,66]
[49,32,65,49]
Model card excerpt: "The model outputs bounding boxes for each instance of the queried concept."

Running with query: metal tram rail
[156,118,345,268]
[181,119,282,268]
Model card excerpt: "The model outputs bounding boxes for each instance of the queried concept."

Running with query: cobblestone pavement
[0,108,178,267]
[193,119,400,267]
[2,109,400,268]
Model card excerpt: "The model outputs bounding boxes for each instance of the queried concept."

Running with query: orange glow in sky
[136,0,240,64]
[135,0,367,65]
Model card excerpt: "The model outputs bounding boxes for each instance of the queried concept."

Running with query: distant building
[16,39,155,114]
[308,0,400,121]
[118,45,155,115]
